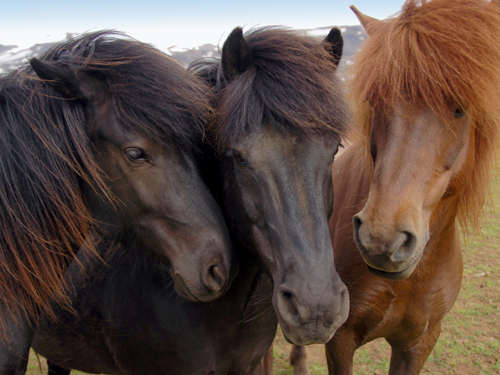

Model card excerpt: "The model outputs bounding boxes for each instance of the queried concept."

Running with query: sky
[1,0,403,50]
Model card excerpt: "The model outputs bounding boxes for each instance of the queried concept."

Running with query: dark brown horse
[209,26,350,345]
[0,31,232,373]
[31,26,349,375]
[290,0,500,374]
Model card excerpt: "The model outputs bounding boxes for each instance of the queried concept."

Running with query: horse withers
[290,1,500,374]
[0,31,232,372]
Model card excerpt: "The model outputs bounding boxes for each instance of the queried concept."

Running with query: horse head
[211,27,350,345]
[29,34,233,302]
[350,1,500,279]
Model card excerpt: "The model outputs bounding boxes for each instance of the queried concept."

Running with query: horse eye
[225,149,248,167]
[234,153,249,167]
[454,108,465,119]
[125,147,148,162]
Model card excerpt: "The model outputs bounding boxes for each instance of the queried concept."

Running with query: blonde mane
[349,0,500,230]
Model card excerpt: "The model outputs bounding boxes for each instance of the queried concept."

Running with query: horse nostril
[353,215,364,246]
[203,264,226,294]
[340,285,348,303]
[402,231,416,249]
[353,215,363,233]
[390,230,417,262]
[282,290,293,300]
[278,287,300,322]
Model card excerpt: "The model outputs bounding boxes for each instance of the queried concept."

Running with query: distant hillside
[0,42,56,74]
[164,25,366,75]
[0,26,366,76]
[167,43,220,66]
[0,45,17,55]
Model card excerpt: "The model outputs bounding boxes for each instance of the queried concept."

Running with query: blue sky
[2,0,403,50]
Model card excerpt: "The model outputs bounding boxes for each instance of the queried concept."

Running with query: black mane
[190,27,348,148]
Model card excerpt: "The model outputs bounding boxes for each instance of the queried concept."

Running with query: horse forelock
[350,0,500,231]
[41,31,212,152]
[192,27,349,150]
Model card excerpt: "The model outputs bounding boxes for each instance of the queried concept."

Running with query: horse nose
[277,282,349,332]
[201,260,228,296]
[353,214,417,264]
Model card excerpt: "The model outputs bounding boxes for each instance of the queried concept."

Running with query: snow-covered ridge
[0,26,365,75]
[0,42,57,74]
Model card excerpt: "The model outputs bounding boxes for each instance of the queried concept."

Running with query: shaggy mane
[350,0,500,230]
[0,31,211,332]
[191,27,348,148]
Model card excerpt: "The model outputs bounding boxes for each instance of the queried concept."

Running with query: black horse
[0,31,232,373]
[33,27,349,374]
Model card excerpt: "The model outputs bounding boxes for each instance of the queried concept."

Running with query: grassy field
[26,165,499,374]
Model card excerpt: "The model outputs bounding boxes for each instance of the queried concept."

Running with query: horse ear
[222,27,251,82]
[350,5,382,36]
[30,58,84,99]
[323,27,343,67]
[30,58,106,104]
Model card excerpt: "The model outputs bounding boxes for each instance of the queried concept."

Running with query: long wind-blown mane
[190,27,349,148]
[349,0,500,229]
[0,31,211,331]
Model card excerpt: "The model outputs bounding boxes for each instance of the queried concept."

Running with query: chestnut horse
[0,31,232,373]
[289,0,500,374]
[32,27,349,375]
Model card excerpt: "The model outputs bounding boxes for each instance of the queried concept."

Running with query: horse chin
[278,311,338,346]
[366,258,420,280]
[358,240,425,280]
[280,323,336,346]
[170,273,203,302]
